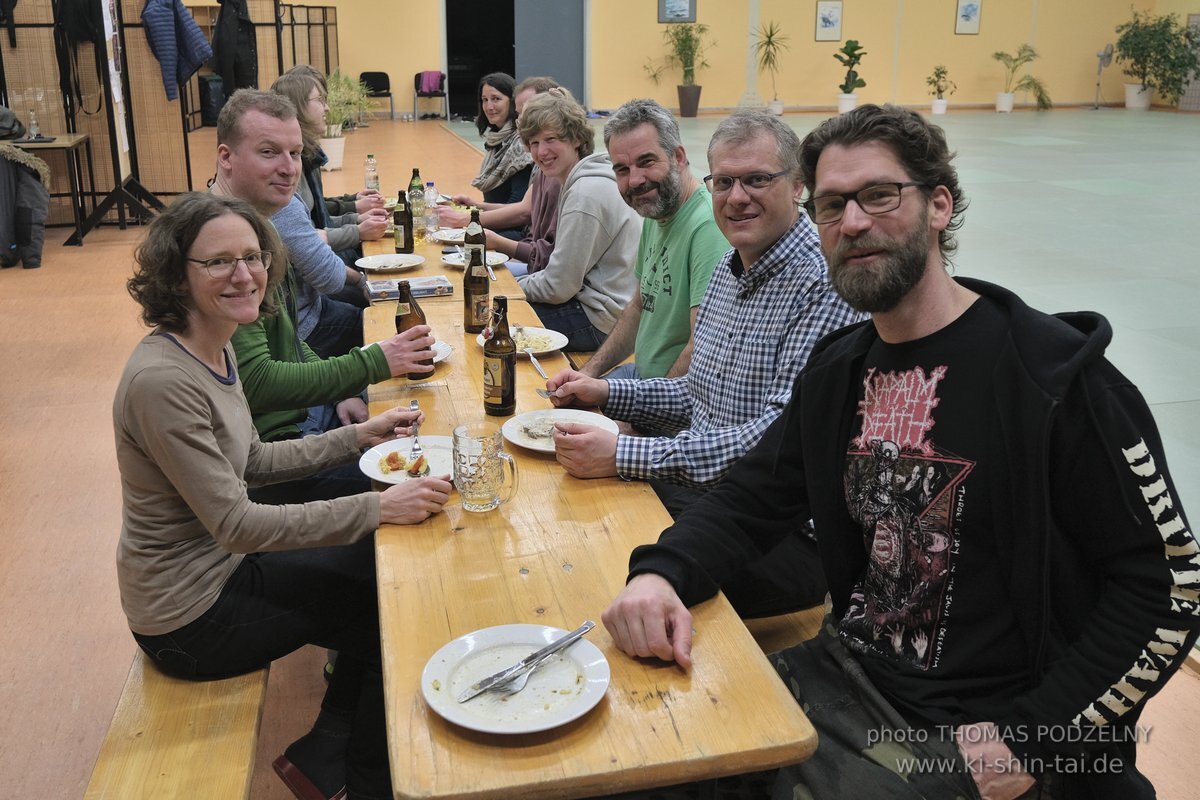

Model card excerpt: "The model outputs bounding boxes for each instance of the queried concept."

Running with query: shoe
[273,754,348,800]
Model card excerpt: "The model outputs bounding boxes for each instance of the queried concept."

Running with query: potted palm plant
[645,23,715,118]
[834,40,866,114]
[320,70,368,171]
[992,44,1052,112]
[926,65,956,115]
[754,20,790,115]
[1115,10,1200,110]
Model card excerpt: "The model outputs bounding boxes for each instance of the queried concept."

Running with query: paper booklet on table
[367,275,454,303]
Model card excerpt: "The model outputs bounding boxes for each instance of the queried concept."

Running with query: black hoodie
[628,277,1198,798]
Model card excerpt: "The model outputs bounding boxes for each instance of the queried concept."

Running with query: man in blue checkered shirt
[548,110,862,509]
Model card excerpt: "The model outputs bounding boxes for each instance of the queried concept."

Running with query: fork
[406,399,427,473]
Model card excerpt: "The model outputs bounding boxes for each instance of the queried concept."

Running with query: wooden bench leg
[85,651,269,800]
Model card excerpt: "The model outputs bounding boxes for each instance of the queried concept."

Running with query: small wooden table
[12,132,96,246]
[364,237,816,799]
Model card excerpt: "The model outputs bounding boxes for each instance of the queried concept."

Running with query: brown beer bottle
[463,248,490,334]
[464,207,486,268]
[394,281,433,380]
[483,296,516,416]
[393,194,414,254]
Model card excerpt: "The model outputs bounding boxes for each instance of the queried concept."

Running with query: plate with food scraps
[475,325,569,357]
[502,409,619,455]
[355,253,425,272]
[431,228,466,244]
[359,435,453,484]
[441,250,510,268]
[421,623,610,735]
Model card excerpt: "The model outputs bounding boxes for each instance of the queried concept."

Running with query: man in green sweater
[211,89,434,500]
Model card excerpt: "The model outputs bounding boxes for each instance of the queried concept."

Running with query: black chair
[359,71,395,120]
[413,71,449,120]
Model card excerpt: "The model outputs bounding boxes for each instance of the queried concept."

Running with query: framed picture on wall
[955,1,982,35]
[815,1,843,42]
[659,0,696,24]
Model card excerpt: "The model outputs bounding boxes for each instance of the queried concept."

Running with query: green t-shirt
[632,187,728,378]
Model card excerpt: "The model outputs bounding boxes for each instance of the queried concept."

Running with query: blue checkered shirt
[604,216,863,487]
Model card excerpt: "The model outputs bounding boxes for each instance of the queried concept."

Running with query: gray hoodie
[516,152,639,333]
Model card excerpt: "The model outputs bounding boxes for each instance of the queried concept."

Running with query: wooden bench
[743,605,825,655]
[85,651,269,800]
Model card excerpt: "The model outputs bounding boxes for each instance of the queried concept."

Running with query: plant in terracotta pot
[926,64,956,115]
[993,44,1051,112]
[645,23,715,118]
[834,40,866,113]
[754,20,790,115]
[1115,9,1200,110]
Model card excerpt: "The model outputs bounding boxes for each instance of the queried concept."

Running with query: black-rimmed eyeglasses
[803,182,929,225]
[187,251,273,279]
[703,170,790,195]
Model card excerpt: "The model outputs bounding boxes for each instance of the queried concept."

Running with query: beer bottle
[393,194,414,254]
[463,248,490,334]
[464,207,486,269]
[483,296,516,416]
[408,169,425,241]
[394,281,434,380]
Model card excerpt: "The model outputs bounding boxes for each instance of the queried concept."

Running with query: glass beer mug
[452,423,519,512]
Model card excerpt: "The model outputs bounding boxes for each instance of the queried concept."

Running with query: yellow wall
[196,1,1196,112]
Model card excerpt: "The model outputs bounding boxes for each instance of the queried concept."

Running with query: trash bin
[200,75,226,127]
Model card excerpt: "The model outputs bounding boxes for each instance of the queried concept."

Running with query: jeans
[306,295,364,359]
[529,298,608,352]
[604,362,641,380]
[132,537,390,797]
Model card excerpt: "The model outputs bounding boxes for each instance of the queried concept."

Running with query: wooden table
[363,236,816,799]
[12,132,96,246]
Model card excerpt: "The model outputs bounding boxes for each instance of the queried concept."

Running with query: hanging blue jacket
[142,0,213,101]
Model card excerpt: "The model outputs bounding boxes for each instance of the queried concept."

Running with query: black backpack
[1,0,17,47]
[55,0,107,116]
[0,106,25,140]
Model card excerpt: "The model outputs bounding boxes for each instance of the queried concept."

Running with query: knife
[457,620,595,703]
[525,349,549,380]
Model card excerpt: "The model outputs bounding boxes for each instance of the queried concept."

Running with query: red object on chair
[413,71,449,120]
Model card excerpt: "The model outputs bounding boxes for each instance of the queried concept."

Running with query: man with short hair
[571,98,728,379]
[603,105,1198,800]
[211,89,434,500]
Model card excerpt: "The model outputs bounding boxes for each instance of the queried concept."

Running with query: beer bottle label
[470,264,488,277]
[483,357,503,402]
[470,296,490,326]
[396,302,411,315]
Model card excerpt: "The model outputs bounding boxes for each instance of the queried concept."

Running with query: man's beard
[625,161,683,220]
[827,211,931,313]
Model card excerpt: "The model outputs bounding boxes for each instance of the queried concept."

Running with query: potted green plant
[320,70,369,171]
[926,65,956,115]
[834,40,866,114]
[992,44,1051,112]
[754,20,790,115]
[1115,9,1200,110]
[645,23,715,117]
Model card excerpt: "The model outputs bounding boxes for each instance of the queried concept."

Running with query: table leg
[63,144,85,246]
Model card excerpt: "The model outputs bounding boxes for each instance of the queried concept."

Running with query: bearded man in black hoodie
[602,105,1198,800]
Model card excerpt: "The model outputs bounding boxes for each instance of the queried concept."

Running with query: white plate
[474,326,569,356]
[421,624,610,735]
[359,435,453,484]
[432,228,466,244]
[431,340,452,364]
[441,251,510,269]
[502,409,619,454]
[355,253,425,272]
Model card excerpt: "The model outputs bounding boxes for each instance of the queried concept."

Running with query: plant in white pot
[834,40,866,114]
[926,65,956,115]
[1115,10,1200,111]
[754,20,790,115]
[320,70,367,171]
[645,23,715,118]
[993,44,1051,112]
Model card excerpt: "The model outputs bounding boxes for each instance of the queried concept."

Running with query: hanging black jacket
[211,0,256,91]
[629,277,1199,798]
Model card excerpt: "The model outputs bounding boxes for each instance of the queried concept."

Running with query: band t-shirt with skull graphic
[839,296,1032,725]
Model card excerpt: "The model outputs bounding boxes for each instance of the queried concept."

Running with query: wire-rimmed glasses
[187,251,273,279]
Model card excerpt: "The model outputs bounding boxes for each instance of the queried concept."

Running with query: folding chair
[360,71,395,120]
[413,71,449,120]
